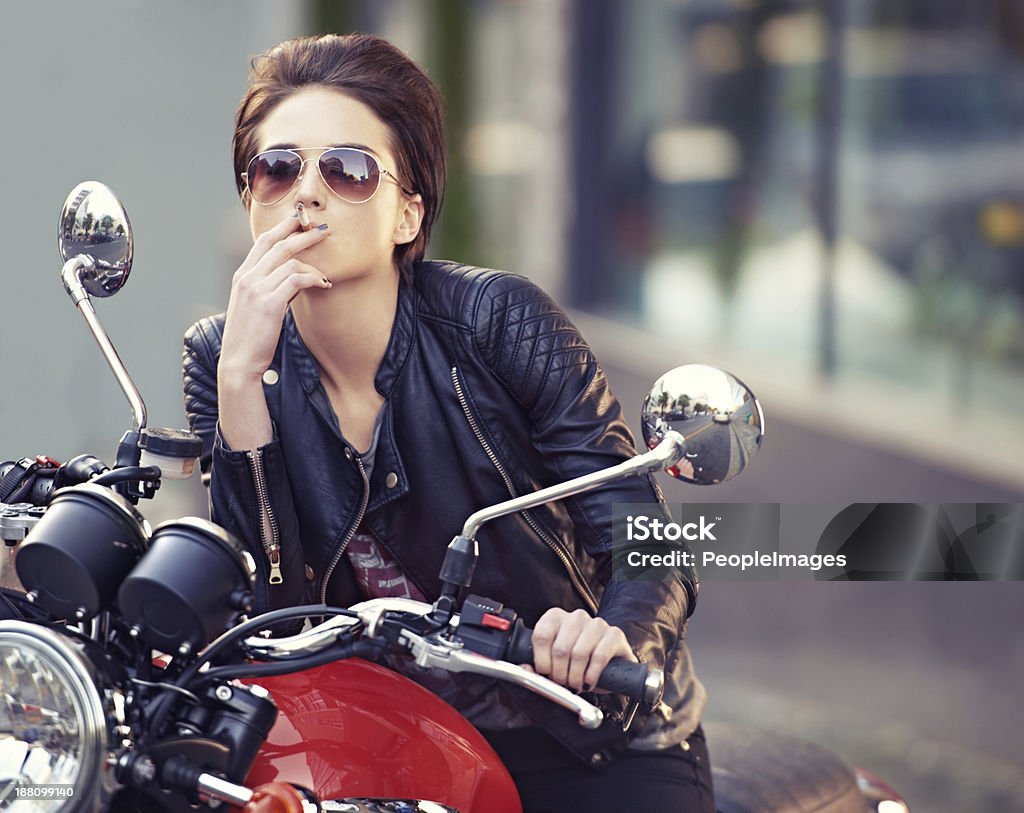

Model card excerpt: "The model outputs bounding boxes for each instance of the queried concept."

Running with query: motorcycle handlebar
[505,622,664,706]
[0,454,110,506]
[242,598,662,713]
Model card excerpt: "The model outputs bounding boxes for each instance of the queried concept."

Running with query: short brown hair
[233,33,446,279]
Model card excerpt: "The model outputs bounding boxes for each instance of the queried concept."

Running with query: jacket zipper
[451,366,599,613]
[319,457,369,604]
[247,449,282,585]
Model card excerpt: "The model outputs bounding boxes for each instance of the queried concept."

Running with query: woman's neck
[289,266,400,393]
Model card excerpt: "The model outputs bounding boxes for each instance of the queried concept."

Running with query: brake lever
[241,599,605,729]
[398,628,604,730]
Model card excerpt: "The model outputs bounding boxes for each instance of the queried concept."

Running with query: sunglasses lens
[319,149,380,202]
[247,150,301,204]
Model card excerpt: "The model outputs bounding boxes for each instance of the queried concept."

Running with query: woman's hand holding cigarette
[217,215,332,449]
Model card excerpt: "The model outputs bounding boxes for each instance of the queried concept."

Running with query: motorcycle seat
[703,721,865,813]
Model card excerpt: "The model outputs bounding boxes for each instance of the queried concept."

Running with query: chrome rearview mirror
[56,181,147,436]
[433,364,763,625]
[641,364,764,484]
[53,181,201,491]
[58,181,133,300]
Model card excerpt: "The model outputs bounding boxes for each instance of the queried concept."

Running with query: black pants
[483,725,715,813]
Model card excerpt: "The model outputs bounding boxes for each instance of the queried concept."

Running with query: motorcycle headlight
[0,621,107,811]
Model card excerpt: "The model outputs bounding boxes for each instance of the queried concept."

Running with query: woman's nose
[295,156,325,207]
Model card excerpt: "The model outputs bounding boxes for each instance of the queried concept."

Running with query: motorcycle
[0,182,909,813]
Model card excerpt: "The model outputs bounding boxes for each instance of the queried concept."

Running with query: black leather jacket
[183,261,700,762]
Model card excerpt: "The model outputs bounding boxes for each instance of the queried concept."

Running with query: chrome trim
[244,614,361,657]
[400,627,604,730]
[0,620,112,811]
[195,772,253,807]
[461,432,686,539]
[61,256,147,432]
[242,598,433,657]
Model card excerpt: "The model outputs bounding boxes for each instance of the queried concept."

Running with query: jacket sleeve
[471,272,697,674]
[182,316,306,614]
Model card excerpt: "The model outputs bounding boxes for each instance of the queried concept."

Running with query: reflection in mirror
[641,364,764,484]
[58,181,133,298]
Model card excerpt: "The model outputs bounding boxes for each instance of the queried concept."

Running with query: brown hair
[233,33,446,279]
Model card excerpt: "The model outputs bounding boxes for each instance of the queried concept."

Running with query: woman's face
[248,86,420,283]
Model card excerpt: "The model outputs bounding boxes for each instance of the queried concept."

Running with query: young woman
[183,33,713,812]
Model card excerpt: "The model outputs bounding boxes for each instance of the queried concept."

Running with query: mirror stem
[62,255,148,433]
[460,431,687,540]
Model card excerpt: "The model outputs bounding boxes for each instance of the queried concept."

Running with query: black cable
[199,638,384,683]
[179,604,358,684]
[145,604,357,738]
[0,588,53,623]
[89,466,162,487]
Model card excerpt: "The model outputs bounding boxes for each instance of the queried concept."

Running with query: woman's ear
[393,193,424,246]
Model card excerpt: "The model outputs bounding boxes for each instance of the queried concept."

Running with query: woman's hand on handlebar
[220,216,332,384]
[531,608,636,693]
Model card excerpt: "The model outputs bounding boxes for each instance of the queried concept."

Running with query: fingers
[238,215,301,273]
[544,609,583,687]
[531,608,558,680]
[582,627,636,694]
[229,257,329,321]
[269,260,333,304]
[256,225,330,274]
[238,217,329,281]
[230,218,331,314]
[220,219,331,378]
[265,258,332,296]
[568,619,608,691]
[532,609,636,693]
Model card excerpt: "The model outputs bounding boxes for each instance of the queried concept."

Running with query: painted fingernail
[317,223,329,231]
[582,682,591,692]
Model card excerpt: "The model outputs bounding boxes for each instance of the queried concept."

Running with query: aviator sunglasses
[242,146,414,206]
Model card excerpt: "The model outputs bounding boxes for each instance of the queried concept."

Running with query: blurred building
[331,0,1024,499]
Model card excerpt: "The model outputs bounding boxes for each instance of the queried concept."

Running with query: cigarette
[296,202,311,231]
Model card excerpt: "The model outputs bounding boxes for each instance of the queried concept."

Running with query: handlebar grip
[504,622,664,705]
[504,619,535,664]
[597,659,662,705]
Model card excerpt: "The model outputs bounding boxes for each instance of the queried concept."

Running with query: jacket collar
[374,272,416,397]
[282,272,417,399]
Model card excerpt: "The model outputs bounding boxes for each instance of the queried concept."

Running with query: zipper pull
[268,545,283,585]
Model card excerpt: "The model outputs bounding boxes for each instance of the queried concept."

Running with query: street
[604,361,1024,812]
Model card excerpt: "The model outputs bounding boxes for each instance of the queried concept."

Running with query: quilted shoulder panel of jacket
[414,261,596,423]
[182,314,226,470]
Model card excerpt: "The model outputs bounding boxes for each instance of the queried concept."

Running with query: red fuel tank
[245,659,521,813]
